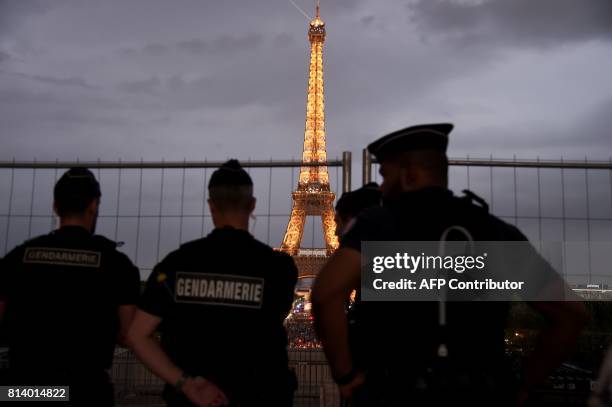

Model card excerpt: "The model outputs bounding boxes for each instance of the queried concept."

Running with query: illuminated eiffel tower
[280,4,339,266]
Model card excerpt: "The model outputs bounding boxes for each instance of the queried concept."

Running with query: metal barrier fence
[3,153,610,285]
[364,152,612,286]
[111,348,164,407]
[110,347,338,407]
[0,156,351,279]
[0,157,349,406]
[2,153,612,406]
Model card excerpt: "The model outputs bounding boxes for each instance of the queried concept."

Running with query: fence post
[342,151,352,193]
[362,148,372,185]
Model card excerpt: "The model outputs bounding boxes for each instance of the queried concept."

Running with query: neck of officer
[400,169,448,192]
[400,180,447,193]
[59,216,94,233]
[212,211,250,232]
[415,180,447,191]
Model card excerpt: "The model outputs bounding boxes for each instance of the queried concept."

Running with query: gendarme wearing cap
[367,123,453,163]
[366,123,453,198]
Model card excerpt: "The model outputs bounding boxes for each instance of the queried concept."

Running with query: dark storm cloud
[0,0,49,35]
[116,66,304,111]
[566,97,612,149]
[409,0,612,48]
[360,15,375,26]
[0,83,143,160]
[0,50,11,64]
[0,86,126,127]
[178,34,263,55]
[120,33,264,59]
[117,76,162,94]
[272,33,296,47]
[0,0,610,164]
[0,70,97,89]
[442,95,612,159]
[119,44,169,58]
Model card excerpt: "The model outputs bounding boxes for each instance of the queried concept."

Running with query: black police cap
[367,123,454,163]
[208,159,253,189]
[54,167,101,202]
[336,182,381,217]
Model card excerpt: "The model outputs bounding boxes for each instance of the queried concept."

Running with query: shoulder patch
[175,272,264,309]
[460,189,489,212]
[156,271,168,283]
[23,247,101,268]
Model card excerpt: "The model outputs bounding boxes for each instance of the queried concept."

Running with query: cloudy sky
[1,0,611,282]
[1,0,611,164]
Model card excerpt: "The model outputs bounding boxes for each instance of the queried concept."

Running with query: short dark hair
[54,168,101,217]
[208,185,254,211]
[208,160,254,212]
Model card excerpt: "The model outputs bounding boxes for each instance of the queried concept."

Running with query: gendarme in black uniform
[341,124,557,405]
[343,189,521,397]
[0,169,141,406]
[139,161,298,407]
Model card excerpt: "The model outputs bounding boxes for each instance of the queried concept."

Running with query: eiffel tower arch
[279,5,339,279]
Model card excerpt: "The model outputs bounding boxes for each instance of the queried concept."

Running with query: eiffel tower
[279,4,339,270]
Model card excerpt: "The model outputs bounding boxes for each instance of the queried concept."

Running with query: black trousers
[352,367,516,407]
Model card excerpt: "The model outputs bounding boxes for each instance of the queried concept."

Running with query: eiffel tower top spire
[311,1,322,28]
